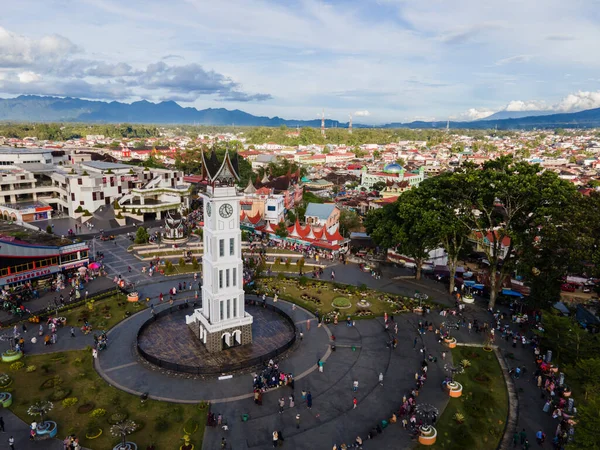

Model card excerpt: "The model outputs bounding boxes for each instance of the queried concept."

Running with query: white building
[360,163,425,190]
[186,150,253,352]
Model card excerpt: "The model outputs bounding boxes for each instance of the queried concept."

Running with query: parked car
[561,283,576,292]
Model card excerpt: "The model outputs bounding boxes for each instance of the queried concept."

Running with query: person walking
[272,431,279,448]
[513,431,519,448]
[379,372,384,386]
[278,397,285,414]
[0,416,4,432]
[296,414,300,429]
[70,327,75,338]
[353,380,359,392]
[306,391,312,409]
[289,394,295,408]
[519,429,527,445]
[413,337,418,349]
[8,436,14,450]
[353,397,357,409]
[318,359,324,373]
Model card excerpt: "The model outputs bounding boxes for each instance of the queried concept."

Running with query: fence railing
[136,301,296,375]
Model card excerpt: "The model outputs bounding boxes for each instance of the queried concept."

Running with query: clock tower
[185,149,253,352]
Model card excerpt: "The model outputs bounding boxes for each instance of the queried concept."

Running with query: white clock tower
[185,150,253,352]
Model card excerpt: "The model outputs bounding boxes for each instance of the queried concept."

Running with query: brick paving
[138,304,295,369]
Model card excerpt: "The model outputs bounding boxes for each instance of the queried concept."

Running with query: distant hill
[382,107,600,130]
[0,95,345,128]
[476,110,557,121]
[1,95,600,130]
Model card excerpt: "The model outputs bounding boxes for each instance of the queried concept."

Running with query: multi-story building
[360,163,425,190]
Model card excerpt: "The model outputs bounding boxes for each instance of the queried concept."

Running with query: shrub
[90,408,107,418]
[454,412,465,424]
[191,257,199,270]
[298,276,308,286]
[461,359,472,369]
[75,206,84,213]
[46,225,53,234]
[25,365,37,373]
[50,388,71,401]
[108,411,128,425]
[82,210,92,216]
[0,374,11,387]
[165,260,174,274]
[62,397,79,408]
[9,361,24,371]
[332,297,351,308]
[179,257,186,268]
[154,416,170,432]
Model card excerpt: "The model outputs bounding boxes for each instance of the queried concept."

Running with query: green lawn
[61,294,147,332]
[257,276,426,319]
[5,350,207,450]
[429,346,508,450]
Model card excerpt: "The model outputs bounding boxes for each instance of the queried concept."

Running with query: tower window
[219,239,224,257]
[233,297,237,318]
[226,269,230,287]
[220,301,224,321]
[219,270,223,289]
[232,267,237,286]
[230,238,234,256]
[227,299,231,319]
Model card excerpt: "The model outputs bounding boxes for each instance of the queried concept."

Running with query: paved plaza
[0,261,558,450]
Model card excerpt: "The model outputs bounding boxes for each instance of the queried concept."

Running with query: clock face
[219,203,233,218]
[206,202,211,217]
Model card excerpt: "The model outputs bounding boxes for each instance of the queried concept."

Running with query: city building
[360,163,425,190]
[304,203,340,233]
[186,150,253,352]
[0,222,89,288]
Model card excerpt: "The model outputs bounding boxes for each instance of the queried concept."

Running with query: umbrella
[89,262,101,270]
[78,266,87,274]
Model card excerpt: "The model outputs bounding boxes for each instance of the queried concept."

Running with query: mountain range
[2,95,600,130]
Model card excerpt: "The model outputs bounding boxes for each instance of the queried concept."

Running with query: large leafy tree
[414,172,472,294]
[365,189,440,280]
[457,156,578,308]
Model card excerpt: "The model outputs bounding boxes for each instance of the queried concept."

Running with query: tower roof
[244,178,257,194]
[200,148,240,184]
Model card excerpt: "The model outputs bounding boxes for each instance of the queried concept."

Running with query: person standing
[519,429,527,445]
[353,380,359,392]
[306,391,312,409]
[353,397,357,409]
[278,397,285,414]
[379,373,384,386]
[318,359,324,373]
[413,337,418,349]
[70,327,75,338]
[0,416,4,432]
[296,414,300,429]
[289,394,295,408]
[272,431,279,448]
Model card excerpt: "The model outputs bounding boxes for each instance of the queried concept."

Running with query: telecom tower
[349,114,353,134]
[321,109,326,137]
[446,120,450,133]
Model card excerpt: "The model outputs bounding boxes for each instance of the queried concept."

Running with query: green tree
[135,227,149,244]
[457,156,578,308]
[567,358,600,400]
[46,225,53,234]
[571,392,600,449]
[275,222,289,239]
[371,181,387,193]
[365,190,440,280]
[339,209,361,237]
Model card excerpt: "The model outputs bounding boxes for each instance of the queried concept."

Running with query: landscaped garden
[430,346,508,450]
[257,275,431,319]
[4,350,207,449]
[60,294,147,332]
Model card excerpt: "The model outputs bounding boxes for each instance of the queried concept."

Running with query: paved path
[0,261,556,450]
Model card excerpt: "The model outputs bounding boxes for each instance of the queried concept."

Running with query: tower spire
[321,109,326,137]
[349,114,353,134]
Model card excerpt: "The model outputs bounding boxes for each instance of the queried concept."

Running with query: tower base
[187,311,253,353]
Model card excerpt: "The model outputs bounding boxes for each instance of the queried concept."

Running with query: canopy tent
[464,280,476,287]
[501,288,523,298]
[553,302,570,316]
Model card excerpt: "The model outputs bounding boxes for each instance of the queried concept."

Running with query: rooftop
[0,222,73,247]
[82,161,134,171]
[305,202,337,219]
[0,147,53,155]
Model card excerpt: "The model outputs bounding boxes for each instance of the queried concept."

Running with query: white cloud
[0,26,79,68]
[354,110,370,117]
[495,55,533,66]
[554,91,600,112]
[18,71,41,83]
[452,108,495,121]
[504,100,548,111]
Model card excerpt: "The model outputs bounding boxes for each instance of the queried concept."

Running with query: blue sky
[1,0,600,124]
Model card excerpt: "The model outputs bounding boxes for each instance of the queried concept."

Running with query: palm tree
[110,420,137,449]
[27,400,53,425]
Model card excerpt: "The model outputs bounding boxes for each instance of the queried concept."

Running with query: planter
[418,425,437,445]
[180,445,194,450]
[1,350,23,362]
[0,392,12,407]
[446,381,463,398]
[113,442,137,450]
[444,337,457,349]
[36,421,58,438]
[127,293,139,302]
[462,294,475,304]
